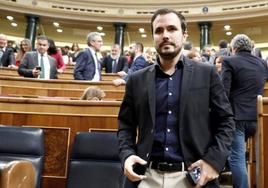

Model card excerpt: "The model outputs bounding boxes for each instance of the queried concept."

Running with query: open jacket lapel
[33,52,39,67]
[179,59,194,118]
[147,65,156,127]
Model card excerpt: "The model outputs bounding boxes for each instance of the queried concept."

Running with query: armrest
[0,160,36,188]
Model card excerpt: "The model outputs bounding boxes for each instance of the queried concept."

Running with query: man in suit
[101,44,128,73]
[113,42,149,86]
[221,34,268,188]
[74,32,103,81]
[18,35,57,79]
[0,34,16,67]
[117,8,235,188]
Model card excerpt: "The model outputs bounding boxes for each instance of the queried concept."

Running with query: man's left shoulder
[185,57,213,69]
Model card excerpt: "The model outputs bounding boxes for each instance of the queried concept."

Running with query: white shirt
[89,47,100,81]
[38,52,51,79]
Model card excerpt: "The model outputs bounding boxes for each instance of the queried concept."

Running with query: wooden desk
[0,76,125,90]
[0,67,120,81]
[0,85,124,100]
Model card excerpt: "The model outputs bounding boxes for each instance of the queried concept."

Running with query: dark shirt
[150,57,184,163]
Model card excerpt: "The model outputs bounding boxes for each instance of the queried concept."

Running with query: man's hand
[32,68,40,78]
[188,159,219,187]
[57,69,64,73]
[113,78,126,86]
[117,71,127,77]
[124,155,147,182]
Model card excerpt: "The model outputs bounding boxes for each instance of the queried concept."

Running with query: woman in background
[47,38,66,73]
[80,86,105,101]
[15,38,32,67]
[70,43,81,65]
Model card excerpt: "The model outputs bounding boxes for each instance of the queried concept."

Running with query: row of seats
[0,125,124,188]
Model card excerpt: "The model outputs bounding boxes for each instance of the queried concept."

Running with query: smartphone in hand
[36,66,41,71]
[133,164,146,175]
[186,167,201,186]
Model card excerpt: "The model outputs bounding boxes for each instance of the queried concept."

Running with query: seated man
[18,35,58,79]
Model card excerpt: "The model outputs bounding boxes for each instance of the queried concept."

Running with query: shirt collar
[88,46,96,55]
[155,55,184,72]
[38,52,48,57]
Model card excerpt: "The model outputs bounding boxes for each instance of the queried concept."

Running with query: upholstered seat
[0,125,45,188]
[67,131,123,188]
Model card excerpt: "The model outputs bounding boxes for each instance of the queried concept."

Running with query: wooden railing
[0,67,120,81]
[0,76,125,90]
[256,95,268,188]
[0,85,124,100]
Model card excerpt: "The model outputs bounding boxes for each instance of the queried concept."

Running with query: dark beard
[156,48,181,60]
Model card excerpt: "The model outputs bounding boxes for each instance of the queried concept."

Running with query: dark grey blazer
[118,57,235,188]
[101,55,128,73]
[221,51,268,121]
[18,51,58,79]
[0,47,15,67]
[74,48,101,80]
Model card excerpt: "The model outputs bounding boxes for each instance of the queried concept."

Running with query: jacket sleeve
[121,57,129,73]
[18,53,34,77]
[8,49,16,66]
[117,75,138,164]
[202,66,235,172]
[73,52,87,80]
[221,58,233,97]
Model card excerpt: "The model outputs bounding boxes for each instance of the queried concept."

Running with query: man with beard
[117,8,235,188]
[113,42,149,86]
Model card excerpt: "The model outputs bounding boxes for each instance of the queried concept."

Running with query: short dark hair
[218,40,228,49]
[135,42,144,53]
[37,35,49,42]
[183,41,192,50]
[151,8,187,34]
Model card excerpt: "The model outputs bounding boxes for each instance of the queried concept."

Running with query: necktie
[112,59,117,73]
[40,55,45,79]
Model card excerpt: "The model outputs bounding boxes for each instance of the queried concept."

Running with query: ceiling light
[53,22,60,27]
[139,28,145,33]
[141,34,147,38]
[57,28,63,33]
[100,32,105,36]
[226,31,232,36]
[6,16,14,21]
[224,25,231,30]
[11,22,17,27]
[97,26,103,31]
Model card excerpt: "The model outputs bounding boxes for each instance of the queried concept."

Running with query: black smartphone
[36,66,41,71]
[133,164,146,175]
[186,167,201,186]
